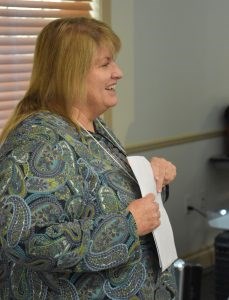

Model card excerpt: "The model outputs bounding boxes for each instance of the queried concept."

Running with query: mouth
[105,84,116,91]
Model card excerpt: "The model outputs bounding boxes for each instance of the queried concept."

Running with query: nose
[112,62,123,80]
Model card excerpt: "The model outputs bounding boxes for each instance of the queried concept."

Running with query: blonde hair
[0,17,121,142]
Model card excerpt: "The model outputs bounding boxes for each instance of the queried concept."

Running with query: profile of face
[84,46,123,119]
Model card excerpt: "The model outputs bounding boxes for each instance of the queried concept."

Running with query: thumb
[155,176,163,193]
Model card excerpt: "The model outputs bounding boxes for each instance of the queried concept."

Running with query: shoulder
[20,111,75,133]
[13,112,78,140]
[0,112,80,159]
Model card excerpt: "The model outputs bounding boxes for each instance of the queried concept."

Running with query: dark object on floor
[201,267,215,300]
[173,259,203,300]
[182,264,203,300]
[214,231,229,300]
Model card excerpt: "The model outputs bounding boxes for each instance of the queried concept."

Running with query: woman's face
[84,46,123,119]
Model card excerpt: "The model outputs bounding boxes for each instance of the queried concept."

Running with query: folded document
[127,156,178,272]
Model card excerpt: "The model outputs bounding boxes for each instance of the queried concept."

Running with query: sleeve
[0,131,141,274]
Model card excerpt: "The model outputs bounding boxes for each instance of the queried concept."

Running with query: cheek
[91,83,105,97]
[86,85,101,102]
[87,77,101,92]
[86,73,106,100]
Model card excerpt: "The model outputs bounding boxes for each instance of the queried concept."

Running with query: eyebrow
[101,56,111,61]
[94,56,111,65]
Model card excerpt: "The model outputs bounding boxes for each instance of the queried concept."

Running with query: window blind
[0,0,94,130]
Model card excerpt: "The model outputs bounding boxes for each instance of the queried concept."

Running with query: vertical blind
[0,0,94,130]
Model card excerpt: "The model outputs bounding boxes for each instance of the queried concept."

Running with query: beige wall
[109,0,229,260]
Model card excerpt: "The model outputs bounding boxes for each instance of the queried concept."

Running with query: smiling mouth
[105,84,116,91]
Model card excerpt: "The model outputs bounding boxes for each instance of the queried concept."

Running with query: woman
[0,17,177,299]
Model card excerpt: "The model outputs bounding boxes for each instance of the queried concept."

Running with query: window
[0,0,100,131]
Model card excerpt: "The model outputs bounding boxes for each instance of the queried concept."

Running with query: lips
[105,84,116,91]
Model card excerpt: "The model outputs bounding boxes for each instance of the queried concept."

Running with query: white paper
[127,155,178,272]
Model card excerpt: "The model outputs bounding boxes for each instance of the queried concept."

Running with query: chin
[106,98,118,108]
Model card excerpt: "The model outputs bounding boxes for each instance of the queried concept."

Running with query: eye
[101,62,110,67]
[100,57,112,67]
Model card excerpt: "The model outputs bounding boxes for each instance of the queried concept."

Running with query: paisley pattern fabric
[0,112,177,299]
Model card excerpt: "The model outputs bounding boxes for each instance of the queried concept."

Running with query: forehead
[93,46,113,62]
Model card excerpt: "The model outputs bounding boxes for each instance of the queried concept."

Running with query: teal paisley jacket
[0,112,177,299]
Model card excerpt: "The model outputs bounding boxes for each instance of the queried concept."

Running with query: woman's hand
[127,193,160,236]
[150,157,176,193]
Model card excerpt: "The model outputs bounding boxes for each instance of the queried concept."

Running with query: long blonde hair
[0,17,121,142]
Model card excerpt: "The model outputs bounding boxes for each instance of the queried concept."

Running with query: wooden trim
[126,130,223,154]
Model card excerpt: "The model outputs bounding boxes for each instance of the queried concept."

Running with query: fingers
[155,173,164,193]
[127,193,161,236]
[164,161,176,183]
[151,157,177,192]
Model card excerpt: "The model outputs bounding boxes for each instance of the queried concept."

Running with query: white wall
[110,0,229,258]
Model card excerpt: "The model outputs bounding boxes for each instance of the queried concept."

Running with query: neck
[71,107,95,132]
